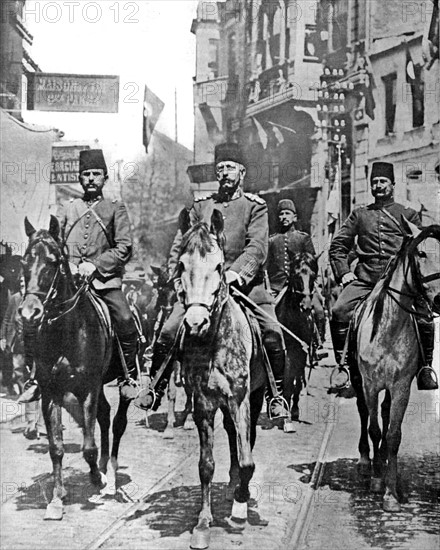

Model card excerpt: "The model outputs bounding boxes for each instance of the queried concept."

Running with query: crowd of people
[0,144,437,439]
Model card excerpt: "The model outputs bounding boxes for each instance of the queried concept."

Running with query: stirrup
[133,387,157,411]
[416,366,438,390]
[330,364,351,390]
[267,395,290,420]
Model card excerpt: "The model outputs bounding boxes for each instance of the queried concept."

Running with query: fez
[214,142,246,167]
[79,149,108,174]
[370,161,394,183]
[278,199,297,214]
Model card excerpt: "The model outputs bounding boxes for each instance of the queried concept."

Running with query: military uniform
[58,196,137,364]
[149,188,286,410]
[330,199,421,323]
[268,227,325,340]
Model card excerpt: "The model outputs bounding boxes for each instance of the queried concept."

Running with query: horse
[0,241,23,392]
[141,265,195,437]
[19,216,137,520]
[350,218,440,512]
[177,209,266,549]
[275,252,318,422]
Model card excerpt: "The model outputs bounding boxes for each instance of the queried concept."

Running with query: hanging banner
[27,73,119,113]
[50,144,90,185]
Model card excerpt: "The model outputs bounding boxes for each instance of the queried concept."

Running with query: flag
[327,167,340,225]
[143,85,165,153]
[362,55,376,120]
[252,117,268,149]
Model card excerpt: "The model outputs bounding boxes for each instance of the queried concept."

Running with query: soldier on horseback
[268,199,326,342]
[329,161,438,390]
[20,149,139,402]
[143,142,289,419]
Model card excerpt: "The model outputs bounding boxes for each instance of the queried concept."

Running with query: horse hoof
[190,524,210,549]
[357,460,372,477]
[283,420,296,433]
[370,477,384,493]
[100,485,116,497]
[231,499,248,521]
[163,427,175,439]
[184,419,196,431]
[383,493,401,513]
[44,499,63,521]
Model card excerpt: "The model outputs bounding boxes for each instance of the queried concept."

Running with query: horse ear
[179,208,191,235]
[401,215,421,238]
[210,209,224,237]
[49,215,60,240]
[24,217,36,237]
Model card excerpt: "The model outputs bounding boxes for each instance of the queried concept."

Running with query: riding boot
[416,320,438,390]
[329,320,350,366]
[118,334,139,400]
[264,349,289,419]
[142,341,174,411]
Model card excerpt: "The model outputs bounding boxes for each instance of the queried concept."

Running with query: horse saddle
[86,288,114,340]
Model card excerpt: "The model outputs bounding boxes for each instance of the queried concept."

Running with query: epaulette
[244,192,265,205]
[194,195,211,203]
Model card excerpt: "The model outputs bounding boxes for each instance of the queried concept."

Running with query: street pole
[337,143,342,230]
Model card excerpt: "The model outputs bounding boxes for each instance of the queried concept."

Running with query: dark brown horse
[177,210,266,549]
[351,219,440,512]
[276,252,318,422]
[19,216,136,520]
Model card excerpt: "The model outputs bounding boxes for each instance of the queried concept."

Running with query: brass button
[84,234,88,239]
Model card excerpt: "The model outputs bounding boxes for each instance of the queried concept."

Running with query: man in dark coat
[329,161,437,390]
[20,149,139,401]
[268,199,326,341]
[144,142,289,418]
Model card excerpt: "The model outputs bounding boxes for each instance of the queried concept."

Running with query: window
[383,74,397,135]
[228,33,236,80]
[208,39,219,78]
[411,65,424,128]
[304,24,319,59]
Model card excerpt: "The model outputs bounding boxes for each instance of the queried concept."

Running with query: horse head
[402,219,440,314]
[179,209,225,338]
[19,215,64,325]
[288,252,318,312]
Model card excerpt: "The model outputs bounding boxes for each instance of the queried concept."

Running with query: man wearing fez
[329,161,437,390]
[268,199,326,342]
[20,149,138,402]
[144,142,289,418]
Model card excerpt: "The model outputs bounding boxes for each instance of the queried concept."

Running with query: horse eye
[418,251,427,259]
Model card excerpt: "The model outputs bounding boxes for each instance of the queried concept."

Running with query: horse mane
[180,222,223,258]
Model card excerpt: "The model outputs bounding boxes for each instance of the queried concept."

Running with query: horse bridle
[386,238,440,318]
[23,237,87,326]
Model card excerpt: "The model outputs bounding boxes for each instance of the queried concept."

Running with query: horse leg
[190,403,216,550]
[82,391,103,489]
[222,408,240,501]
[183,389,195,430]
[102,395,131,496]
[163,371,176,439]
[96,389,111,476]
[230,399,255,521]
[383,386,411,513]
[41,394,65,520]
[352,372,371,476]
[379,390,391,464]
[364,389,383,493]
[283,351,295,420]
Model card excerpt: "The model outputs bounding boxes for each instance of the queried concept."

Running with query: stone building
[189,0,324,236]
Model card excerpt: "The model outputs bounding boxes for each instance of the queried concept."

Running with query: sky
[22,0,198,158]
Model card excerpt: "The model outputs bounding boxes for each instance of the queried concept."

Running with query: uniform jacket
[0,292,24,354]
[168,188,268,288]
[57,195,133,290]
[268,228,316,293]
[329,200,421,285]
